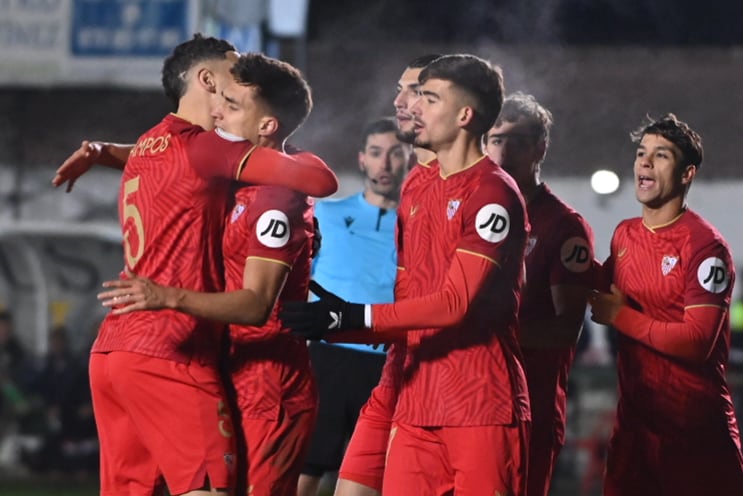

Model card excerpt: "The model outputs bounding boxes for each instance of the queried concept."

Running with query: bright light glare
[590,170,620,195]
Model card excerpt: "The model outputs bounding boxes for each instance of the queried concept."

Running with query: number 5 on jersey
[123,176,145,268]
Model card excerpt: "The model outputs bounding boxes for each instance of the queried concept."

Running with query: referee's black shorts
[301,341,386,475]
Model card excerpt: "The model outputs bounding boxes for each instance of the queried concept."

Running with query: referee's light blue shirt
[311,192,398,354]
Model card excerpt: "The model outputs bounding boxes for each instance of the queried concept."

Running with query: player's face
[359,131,411,198]
[409,78,462,152]
[394,67,424,143]
[484,117,543,185]
[205,51,240,131]
[634,133,694,209]
[212,80,269,144]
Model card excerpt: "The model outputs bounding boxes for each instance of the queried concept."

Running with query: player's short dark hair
[230,53,312,141]
[161,33,236,109]
[495,92,554,148]
[631,113,704,169]
[406,54,443,70]
[359,117,401,150]
[419,54,505,136]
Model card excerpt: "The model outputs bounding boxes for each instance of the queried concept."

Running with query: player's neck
[642,198,687,228]
[413,147,436,164]
[174,98,214,130]
[518,176,542,204]
[436,135,483,177]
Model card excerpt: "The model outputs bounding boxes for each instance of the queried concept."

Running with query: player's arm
[188,130,339,198]
[239,148,339,198]
[520,225,594,349]
[310,218,409,345]
[590,284,726,363]
[281,251,496,336]
[53,141,133,192]
[370,250,493,332]
[98,259,289,326]
[518,284,589,349]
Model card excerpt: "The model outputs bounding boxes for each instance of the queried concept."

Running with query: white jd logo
[256,209,290,248]
[328,311,341,329]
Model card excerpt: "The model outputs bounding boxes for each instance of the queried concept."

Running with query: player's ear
[535,139,547,163]
[198,68,217,94]
[458,106,475,129]
[258,116,279,138]
[358,151,366,172]
[680,164,696,185]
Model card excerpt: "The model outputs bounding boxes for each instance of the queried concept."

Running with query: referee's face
[359,132,411,199]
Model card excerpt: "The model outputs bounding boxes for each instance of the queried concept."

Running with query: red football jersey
[377,156,530,427]
[607,210,738,437]
[375,160,442,392]
[520,184,595,444]
[93,114,254,363]
[224,184,316,420]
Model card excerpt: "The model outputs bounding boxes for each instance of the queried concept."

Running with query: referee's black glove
[280,281,365,340]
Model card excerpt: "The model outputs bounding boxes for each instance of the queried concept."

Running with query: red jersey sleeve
[371,251,494,332]
[239,149,339,198]
[184,128,254,179]
[241,186,311,267]
[548,215,594,287]
[456,175,525,265]
[613,304,726,363]
[683,235,734,308]
[185,129,338,197]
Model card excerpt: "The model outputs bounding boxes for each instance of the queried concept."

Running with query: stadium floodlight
[590,169,620,195]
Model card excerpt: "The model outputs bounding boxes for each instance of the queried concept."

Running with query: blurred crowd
[0,310,97,478]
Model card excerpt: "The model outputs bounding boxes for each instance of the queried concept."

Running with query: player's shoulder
[402,160,438,190]
[613,216,641,237]
[160,113,206,137]
[472,158,523,200]
[539,186,592,232]
[680,210,730,251]
[237,184,309,215]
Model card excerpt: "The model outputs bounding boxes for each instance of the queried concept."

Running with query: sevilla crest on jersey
[447,199,461,220]
[661,255,678,276]
[231,204,246,223]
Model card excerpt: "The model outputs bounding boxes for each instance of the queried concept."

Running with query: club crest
[447,199,461,220]
[230,204,246,223]
[661,255,678,276]
[525,236,538,256]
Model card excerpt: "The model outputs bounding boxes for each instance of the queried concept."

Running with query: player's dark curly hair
[631,113,704,169]
[419,54,505,136]
[161,33,236,109]
[230,53,312,141]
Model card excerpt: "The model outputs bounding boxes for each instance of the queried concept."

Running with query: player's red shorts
[383,420,529,496]
[337,384,397,491]
[241,407,316,496]
[604,419,743,496]
[90,351,235,496]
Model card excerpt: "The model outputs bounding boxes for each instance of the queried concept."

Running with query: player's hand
[52,140,102,192]
[279,281,365,339]
[98,274,173,315]
[588,284,625,325]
